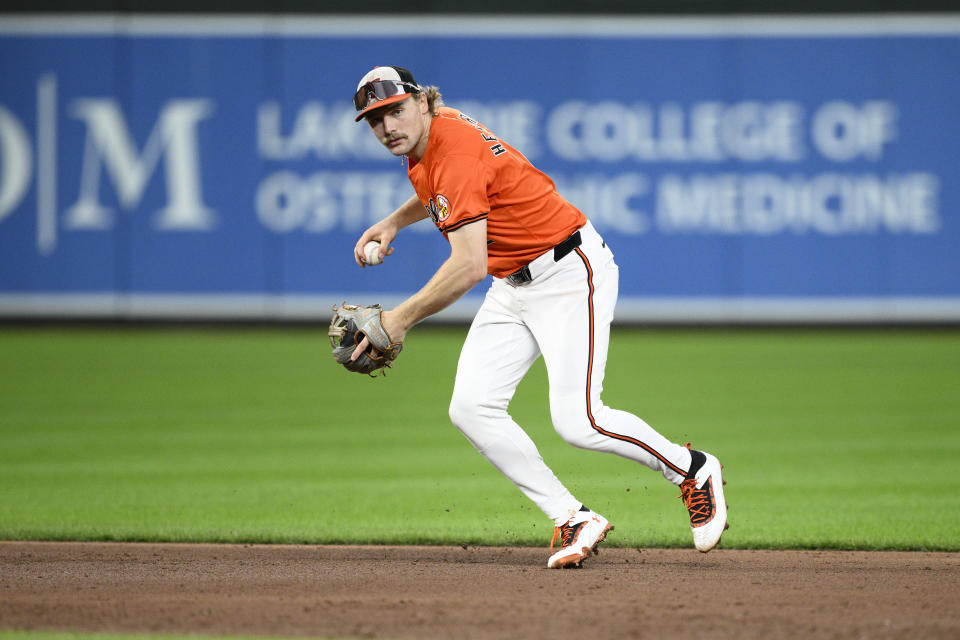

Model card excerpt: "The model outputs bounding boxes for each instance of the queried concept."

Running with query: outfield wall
[1,15,959,323]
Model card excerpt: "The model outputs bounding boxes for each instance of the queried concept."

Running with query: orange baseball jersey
[407,107,586,278]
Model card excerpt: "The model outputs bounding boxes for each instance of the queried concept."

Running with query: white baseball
[363,241,382,265]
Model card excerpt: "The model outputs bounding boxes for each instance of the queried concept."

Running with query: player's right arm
[353,195,428,266]
[382,220,487,340]
[349,220,488,363]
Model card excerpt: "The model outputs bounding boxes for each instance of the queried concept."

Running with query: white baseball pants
[449,221,694,526]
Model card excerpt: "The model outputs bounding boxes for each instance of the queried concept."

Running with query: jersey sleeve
[429,153,492,233]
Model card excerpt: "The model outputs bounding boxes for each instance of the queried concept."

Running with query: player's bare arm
[353,194,429,267]
[350,220,487,361]
[385,220,488,337]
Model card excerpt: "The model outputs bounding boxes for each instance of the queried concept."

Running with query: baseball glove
[328,303,403,376]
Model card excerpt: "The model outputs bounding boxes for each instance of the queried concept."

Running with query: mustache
[382,134,406,145]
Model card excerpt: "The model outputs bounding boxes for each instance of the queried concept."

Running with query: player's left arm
[350,220,487,361]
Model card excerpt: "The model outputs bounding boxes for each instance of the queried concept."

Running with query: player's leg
[448,283,583,527]
[525,227,692,484]
[525,222,727,551]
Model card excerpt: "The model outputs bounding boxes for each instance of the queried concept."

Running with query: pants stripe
[575,247,687,478]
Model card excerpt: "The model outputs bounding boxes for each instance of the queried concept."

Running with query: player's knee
[448,387,483,430]
[449,388,508,431]
[448,396,468,429]
[550,397,597,449]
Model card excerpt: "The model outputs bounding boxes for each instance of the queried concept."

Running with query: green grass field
[1,325,958,551]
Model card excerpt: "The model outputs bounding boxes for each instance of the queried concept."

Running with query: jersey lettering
[409,108,586,277]
[458,112,506,157]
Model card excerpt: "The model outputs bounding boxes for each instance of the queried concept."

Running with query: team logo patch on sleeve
[435,194,450,222]
[427,194,451,224]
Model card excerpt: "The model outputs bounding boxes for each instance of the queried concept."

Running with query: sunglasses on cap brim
[353,80,420,112]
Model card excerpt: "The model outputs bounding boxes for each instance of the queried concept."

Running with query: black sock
[685,450,707,480]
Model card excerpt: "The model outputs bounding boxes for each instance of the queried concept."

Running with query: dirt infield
[1,542,958,640]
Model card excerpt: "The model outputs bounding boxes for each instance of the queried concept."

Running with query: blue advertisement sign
[1,16,958,321]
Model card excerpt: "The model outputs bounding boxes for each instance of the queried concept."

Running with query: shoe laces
[549,520,584,554]
[680,477,714,526]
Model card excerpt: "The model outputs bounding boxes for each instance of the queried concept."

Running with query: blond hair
[421,85,444,114]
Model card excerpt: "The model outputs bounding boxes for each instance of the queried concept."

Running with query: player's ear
[418,92,429,114]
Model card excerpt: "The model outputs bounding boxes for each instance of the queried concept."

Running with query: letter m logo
[65,99,216,230]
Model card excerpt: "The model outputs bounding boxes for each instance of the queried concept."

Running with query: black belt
[505,231,582,286]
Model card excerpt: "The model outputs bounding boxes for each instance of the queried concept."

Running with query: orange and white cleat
[546,507,614,569]
[680,449,728,552]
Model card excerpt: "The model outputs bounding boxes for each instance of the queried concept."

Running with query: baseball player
[349,65,728,568]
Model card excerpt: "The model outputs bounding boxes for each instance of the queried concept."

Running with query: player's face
[365,94,429,160]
